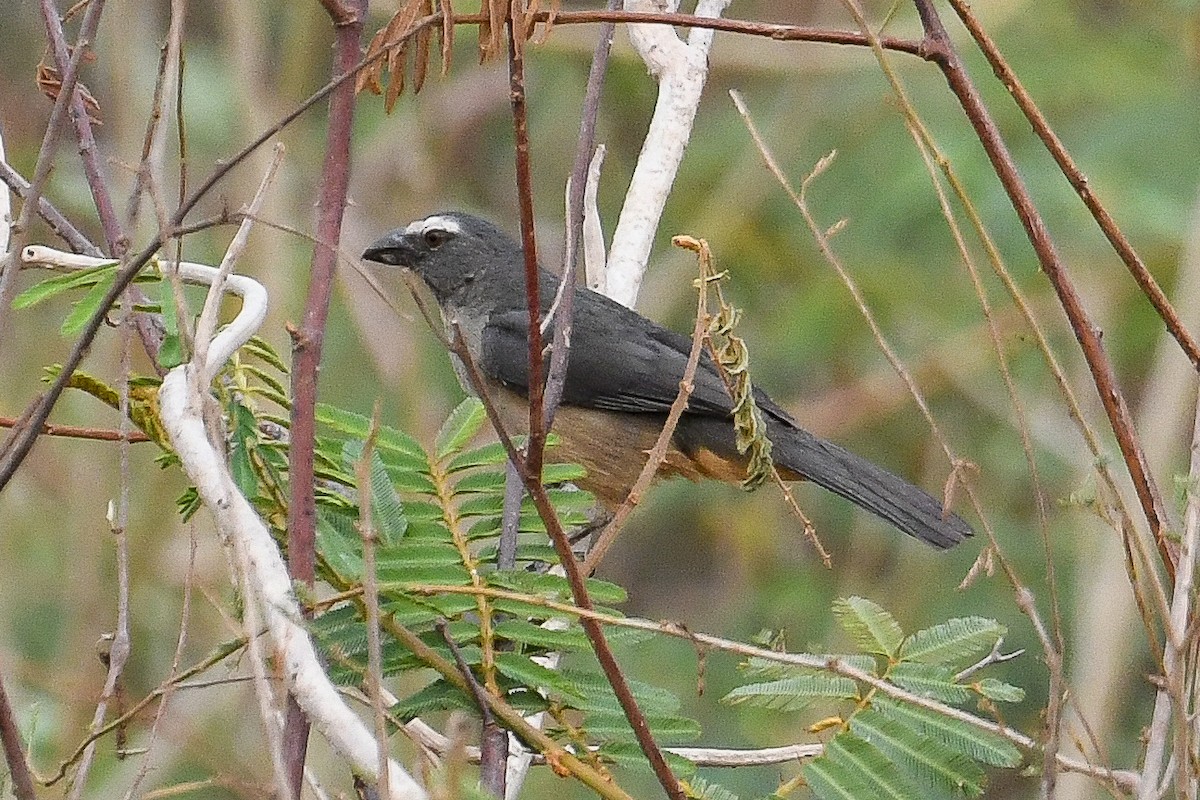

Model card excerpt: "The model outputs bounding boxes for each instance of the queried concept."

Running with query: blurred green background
[2,1,1198,797]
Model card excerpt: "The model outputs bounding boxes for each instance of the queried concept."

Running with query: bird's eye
[423,229,450,249]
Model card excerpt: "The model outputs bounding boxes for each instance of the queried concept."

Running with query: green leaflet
[435,396,488,459]
[887,662,972,704]
[975,677,1025,703]
[342,439,409,544]
[315,403,425,460]
[833,596,905,658]
[899,617,1006,666]
[851,709,986,798]
[721,674,858,711]
[817,732,919,800]
[873,697,1022,768]
[11,262,119,308]
[682,776,740,800]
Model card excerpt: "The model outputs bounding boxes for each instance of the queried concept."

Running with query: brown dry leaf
[439,0,454,77]
[478,0,507,62]
[356,25,389,94]
[36,59,103,125]
[384,39,409,112]
[531,0,561,44]
[412,0,434,93]
[358,0,426,109]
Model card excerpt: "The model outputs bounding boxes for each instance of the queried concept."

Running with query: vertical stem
[506,6,545,478]
[285,1,367,794]
[0,659,35,800]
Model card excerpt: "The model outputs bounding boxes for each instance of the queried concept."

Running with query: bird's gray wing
[478,290,739,418]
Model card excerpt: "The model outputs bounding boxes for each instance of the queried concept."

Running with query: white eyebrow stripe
[404,215,462,236]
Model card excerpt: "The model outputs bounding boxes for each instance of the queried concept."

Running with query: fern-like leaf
[722,675,858,711]
[899,618,1005,666]
[873,697,1021,768]
[851,708,985,798]
[833,596,904,658]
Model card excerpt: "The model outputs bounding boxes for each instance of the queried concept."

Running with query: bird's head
[362,212,522,307]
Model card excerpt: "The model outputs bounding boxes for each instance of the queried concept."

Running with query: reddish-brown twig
[945,0,1200,375]
[911,0,1175,577]
[446,325,683,800]
[282,1,368,793]
[0,417,150,443]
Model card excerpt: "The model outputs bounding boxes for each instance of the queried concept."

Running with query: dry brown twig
[582,236,716,573]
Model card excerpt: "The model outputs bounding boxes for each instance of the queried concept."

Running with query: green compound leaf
[899,618,1006,666]
[435,397,487,460]
[834,596,905,658]
[721,674,858,712]
[874,697,1022,768]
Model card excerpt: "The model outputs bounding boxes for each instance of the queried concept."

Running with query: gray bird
[362,212,973,549]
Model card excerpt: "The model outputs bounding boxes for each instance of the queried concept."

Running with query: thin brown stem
[520,9,922,54]
[354,402,391,800]
[446,327,684,800]
[380,617,634,800]
[0,160,102,257]
[0,417,151,443]
[582,238,712,573]
[283,0,367,792]
[946,0,1200,374]
[506,8,547,479]
[0,659,35,800]
[911,0,1175,576]
[437,620,506,797]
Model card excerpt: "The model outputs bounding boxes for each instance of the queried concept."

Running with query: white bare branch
[604,0,730,307]
[22,243,428,799]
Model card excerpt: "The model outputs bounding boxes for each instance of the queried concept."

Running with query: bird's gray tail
[770,423,972,549]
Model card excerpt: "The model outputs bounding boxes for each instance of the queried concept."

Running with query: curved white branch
[21,244,428,799]
[21,246,267,373]
[159,370,425,799]
[605,0,730,307]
